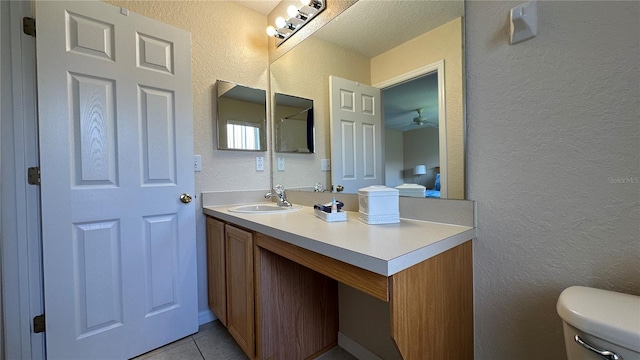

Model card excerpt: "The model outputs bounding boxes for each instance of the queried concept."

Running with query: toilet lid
[557,286,640,352]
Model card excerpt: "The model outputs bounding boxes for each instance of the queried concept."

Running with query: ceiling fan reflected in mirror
[413,108,438,127]
[389,108,438,131]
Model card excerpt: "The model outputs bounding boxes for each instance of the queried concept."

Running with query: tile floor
[132,321,357,360]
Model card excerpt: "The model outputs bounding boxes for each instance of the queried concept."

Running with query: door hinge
[33,314,45,333]
[28,167,40,185]
[23,17,36,37]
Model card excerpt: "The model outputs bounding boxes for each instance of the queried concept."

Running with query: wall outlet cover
[256,156,264,171]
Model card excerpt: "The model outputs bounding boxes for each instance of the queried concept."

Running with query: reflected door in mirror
[330,76,383,193]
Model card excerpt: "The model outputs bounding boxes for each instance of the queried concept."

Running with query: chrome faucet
[265,184,292,207]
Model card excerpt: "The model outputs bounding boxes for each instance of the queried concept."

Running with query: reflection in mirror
[382,69,442,198]
[270,0,465,198]
[216,80,267,151]
[274,93,314,153]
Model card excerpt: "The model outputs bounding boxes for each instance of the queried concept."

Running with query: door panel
[143,214,179,315]
[36,1,197,358]
[139,86,176,185]
[73,220,123,338]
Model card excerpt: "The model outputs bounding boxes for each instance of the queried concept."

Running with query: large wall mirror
[270,0,465,199]
[216,80,267,151]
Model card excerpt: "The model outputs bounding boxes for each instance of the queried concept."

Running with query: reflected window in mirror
[274,93,315,153]
[216,80,267,151]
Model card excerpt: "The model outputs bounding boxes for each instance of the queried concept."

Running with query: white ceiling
[314,0,463,59]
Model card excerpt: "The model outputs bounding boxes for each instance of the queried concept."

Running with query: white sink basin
[228,204,302,214]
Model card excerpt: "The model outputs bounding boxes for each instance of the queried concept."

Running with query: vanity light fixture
[267,0,326,47]
[275,17,296,31]
[266,26,286,39]
[287,5,309,21]
[301,0,323,10]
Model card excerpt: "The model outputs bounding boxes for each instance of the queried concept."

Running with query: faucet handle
[274,184,285,195]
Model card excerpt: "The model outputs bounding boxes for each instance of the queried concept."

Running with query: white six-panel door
[330,76,383,193]
[36,1,197,358]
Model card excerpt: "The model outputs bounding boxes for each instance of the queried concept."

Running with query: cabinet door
[206,217,227,326]
[225,224,255,358]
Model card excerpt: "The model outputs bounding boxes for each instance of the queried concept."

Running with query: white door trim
[372,60,448,198]
[1,1,45,359]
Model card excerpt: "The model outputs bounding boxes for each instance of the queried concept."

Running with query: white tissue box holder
[358,185,400,224]
[314,208,347,222]
[395,183,426,198]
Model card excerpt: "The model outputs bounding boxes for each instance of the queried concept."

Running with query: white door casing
[330,76,383,193]
[36,1,197,359]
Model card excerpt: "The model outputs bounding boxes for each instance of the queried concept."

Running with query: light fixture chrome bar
[267,0,326,47]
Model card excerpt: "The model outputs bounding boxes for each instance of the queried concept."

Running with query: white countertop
[203,203,476,277]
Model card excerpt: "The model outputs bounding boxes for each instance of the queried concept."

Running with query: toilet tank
[557,286,640,360]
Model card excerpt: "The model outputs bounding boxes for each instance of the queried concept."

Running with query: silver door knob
[336,185,344,192]
[180,193,192,204]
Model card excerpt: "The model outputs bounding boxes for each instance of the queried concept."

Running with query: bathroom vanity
[203,203,475,359]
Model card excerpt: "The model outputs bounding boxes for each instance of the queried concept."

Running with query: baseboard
[338,332,383,360]
[198,309,216,326]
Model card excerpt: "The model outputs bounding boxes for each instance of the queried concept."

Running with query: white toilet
[557,286,640,360]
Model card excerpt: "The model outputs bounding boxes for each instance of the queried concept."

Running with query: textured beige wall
[466,2,639,359]
[339,284,402,359]
[105,0,270,316]
[271,35,370,190]
[371,17,464,199]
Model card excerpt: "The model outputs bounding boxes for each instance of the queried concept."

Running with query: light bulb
[266,26,276,36]
[275,17,287,29]
[300,0,311,6]
[287,5,299,18]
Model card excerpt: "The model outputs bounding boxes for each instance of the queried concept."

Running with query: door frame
[373,60,448,198]
[1,1,46,359]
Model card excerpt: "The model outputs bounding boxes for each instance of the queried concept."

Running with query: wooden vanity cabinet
[206,214,472,359]
[206,216,337,360]
[205,217,226,325]
[206,217,255,358]
[224,224,255,358]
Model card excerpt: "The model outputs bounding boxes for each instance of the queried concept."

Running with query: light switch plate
[277,157,285,171]
[256,156,264,171]
[193,155,201,172]
[321,159,331,171]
